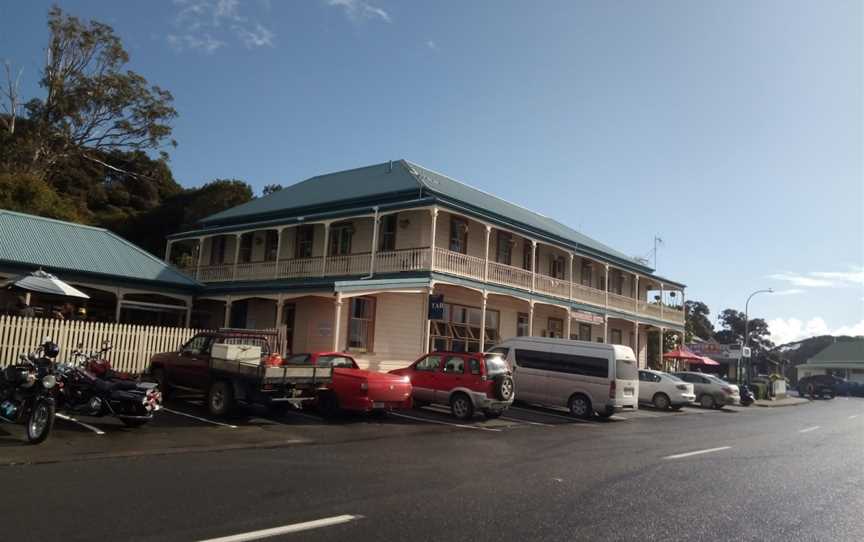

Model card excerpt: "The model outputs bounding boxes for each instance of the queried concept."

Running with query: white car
[638,369,695,410]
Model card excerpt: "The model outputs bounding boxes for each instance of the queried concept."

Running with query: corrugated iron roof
[0,210,199,289]
[808,340,864,364]
[195,159,664,278]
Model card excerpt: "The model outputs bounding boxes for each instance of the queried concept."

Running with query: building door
[282,303,296,353]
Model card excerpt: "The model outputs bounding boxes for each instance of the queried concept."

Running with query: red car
[390,352,515,420]
[288,352,412,415]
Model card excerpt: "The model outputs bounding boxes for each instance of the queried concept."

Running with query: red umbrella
[663,347,703,361]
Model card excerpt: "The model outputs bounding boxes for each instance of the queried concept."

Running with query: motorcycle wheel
[25,400,55,445]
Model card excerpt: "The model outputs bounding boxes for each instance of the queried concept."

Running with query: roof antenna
[387,160,392,173]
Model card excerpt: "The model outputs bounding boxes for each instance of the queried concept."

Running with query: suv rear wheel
[450,393,474,421]
[568,394,592,420]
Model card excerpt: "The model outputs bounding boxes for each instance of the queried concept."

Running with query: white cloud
[326,0,392,23]
[771,289,805,296]
[426,40,437,50]
[767,267,864,289]
[768,317,864,346]
[169,0,275,52]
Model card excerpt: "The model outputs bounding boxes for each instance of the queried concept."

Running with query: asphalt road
[1,396,862,541]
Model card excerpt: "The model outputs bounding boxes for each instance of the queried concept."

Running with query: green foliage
[262,184,283,196]
[684,300,714,342]
[0,173,80,221]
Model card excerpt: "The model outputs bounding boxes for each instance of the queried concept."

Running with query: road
[1,396,862,541]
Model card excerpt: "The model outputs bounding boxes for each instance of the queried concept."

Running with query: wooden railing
[638,301,663,319]
[572,282,607,307]
[487,261,533,290]
[608,292,637,313]
[197,264,234,282]
[433,247,485,281]
[535,274,570,299]
[277,256,323,279]
[235,261,277,281]
[376,248,432,273]
[325,253,372,276]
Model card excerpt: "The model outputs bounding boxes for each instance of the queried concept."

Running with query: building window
[579,323,591,342]
[547,317,564,338]
[522,242,533,271]
[238,233,253,264]
[581,260,592,287]
[210,236,227,265]
[295,225,315,259]
[517,313,530,336]
[265,230,279,261]
[613,271,625,295]
[611,329,622,345]
[329,222,354,256]
[449,218,468,254]
[429,303,500,353]
[379,214,397,252]
[347,297,375,352]
[549,256,566,279]
[496,231,513,265]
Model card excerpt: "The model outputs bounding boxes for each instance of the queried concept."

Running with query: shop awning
[698,356,720,366]
[663,347,702,361]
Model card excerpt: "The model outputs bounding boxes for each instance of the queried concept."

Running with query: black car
[797,375,843,399]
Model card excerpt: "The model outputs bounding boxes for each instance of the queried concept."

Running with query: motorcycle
[739,384,755,407]
[0,341,60,444]
[56,341,162,428]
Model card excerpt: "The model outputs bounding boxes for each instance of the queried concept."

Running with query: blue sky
[2,0,862,344]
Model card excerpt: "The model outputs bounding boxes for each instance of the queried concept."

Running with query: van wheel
[568,394,593,419]
[207,380,234,417]
[699,394,715,409]
[652,393,671,410]
[450,393,474,420]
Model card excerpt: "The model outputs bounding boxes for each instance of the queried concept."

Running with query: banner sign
[428,295,445,320]
[570,309,604,325]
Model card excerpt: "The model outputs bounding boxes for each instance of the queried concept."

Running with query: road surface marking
[799,426,820,433]
[54,413,105,435]
[663,446,731,460]
[499,416,552,427]
[197,514,362,542]
[509,406,594,424]
[849,415,859,419]
[389,411,501,432]
[161,407,238,429]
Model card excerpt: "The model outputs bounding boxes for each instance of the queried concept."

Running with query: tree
[0,173,80,221]
[262,184,283,196]
[1,61,23,135]
[715,309,774,353]
[684,300,714,342]
[20,7,176,178]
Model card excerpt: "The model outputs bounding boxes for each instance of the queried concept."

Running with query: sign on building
[428,295,445,320]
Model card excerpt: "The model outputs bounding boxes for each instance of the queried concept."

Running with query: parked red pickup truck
[288,352,412,415]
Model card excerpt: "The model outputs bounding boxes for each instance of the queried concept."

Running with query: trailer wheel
[207,380,234,417]
[318,391,340,418]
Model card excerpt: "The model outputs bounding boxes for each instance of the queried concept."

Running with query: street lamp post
[742,288,773,384]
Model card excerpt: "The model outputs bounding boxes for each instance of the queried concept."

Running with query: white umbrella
[5,269,90,300]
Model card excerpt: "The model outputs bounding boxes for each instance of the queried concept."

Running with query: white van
[489,337,639,419]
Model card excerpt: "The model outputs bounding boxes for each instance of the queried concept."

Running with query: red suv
[390,352,515,420]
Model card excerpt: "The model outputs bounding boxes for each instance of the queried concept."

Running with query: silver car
[672,372,740,409]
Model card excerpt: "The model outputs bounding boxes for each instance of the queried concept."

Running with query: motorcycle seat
[92,378,140,394]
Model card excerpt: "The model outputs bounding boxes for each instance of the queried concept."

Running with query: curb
[755,399,810,408]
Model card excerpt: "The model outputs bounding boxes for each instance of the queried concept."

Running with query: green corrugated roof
[0,210,199,289]
[196,159,662,277]
[808,340,864,364]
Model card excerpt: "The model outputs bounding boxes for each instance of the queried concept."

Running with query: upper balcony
[167,208,685,326]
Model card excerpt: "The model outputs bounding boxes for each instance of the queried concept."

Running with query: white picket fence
[0,316,289,375]
[0,315,205,374]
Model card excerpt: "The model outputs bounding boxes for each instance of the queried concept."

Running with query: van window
[615,358,638,381]
[484,355,508,376]
[514,348,608,378]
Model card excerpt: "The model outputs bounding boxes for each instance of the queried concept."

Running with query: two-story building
[166,160,686,371]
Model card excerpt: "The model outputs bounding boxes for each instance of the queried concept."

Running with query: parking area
[0,394,747,466]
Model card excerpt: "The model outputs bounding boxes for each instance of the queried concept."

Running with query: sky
[1,0,862,345]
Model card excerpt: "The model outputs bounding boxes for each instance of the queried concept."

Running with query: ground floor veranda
[191,276,685,373]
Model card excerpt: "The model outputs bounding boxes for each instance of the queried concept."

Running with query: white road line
[849,415,859,420]
[509,406,592,424]
[389,411,501,432]
[663,446,731,460]
[197,514,362,542]
[499,416,552,427]
[799,426,820,433]
[161,407,238,429]
[54,413,105,435]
